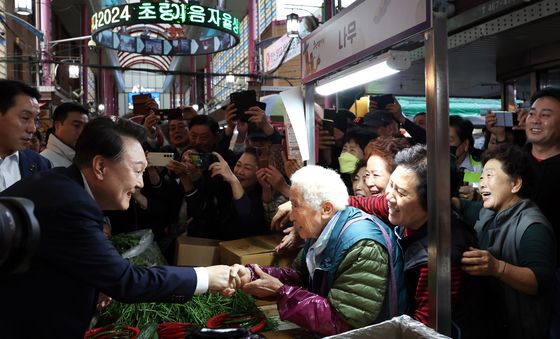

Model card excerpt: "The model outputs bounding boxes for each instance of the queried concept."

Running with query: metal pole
[248,0,257,80]
[81,5,89,105]
[190,58,196,105]
[34,0,40,87]
[40,0,52,86]
[305,84,316,165]
[180,75,184,106]
[425,11,451,336]
[206,54,213,101]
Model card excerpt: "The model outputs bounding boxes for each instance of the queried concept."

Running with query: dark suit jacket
[0,165,198,339]
[18,148,51,178]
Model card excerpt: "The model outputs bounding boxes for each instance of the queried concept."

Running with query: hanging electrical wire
[0,57,301,82]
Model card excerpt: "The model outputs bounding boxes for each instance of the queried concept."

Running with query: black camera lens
[0,197,40,277]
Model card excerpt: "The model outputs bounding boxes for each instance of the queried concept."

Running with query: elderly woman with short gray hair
[230,165,406,336]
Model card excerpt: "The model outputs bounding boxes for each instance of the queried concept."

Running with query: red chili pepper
[84,325,141,339]
[206,313,228,328]
[157,322,195,339]
[250,319,267,333]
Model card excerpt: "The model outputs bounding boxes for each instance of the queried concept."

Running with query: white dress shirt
[0,151,21,192]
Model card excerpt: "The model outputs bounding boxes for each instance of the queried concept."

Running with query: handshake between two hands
[208,264,284,299]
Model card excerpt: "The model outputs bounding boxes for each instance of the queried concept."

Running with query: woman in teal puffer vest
[230,165,406,336]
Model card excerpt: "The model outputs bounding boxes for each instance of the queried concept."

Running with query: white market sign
[301,0,431,84]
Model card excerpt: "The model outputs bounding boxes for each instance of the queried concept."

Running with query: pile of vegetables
[92,231,277,336]
[97,290,275,330]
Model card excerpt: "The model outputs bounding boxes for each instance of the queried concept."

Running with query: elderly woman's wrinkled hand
[274,226,303,253]
[271,201,292,231]
[461,247,502,277]
[241,265,283,298]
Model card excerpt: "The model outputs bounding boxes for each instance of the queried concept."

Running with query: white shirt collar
[80,171,95,200]
[306,210,342,277]
[0,151,21,192]
[0,150,19,161]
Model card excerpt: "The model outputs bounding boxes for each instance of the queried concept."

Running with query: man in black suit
[0,117,235,338]
[0,79,51,192]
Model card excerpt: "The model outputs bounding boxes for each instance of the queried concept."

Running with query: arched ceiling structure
[51,0,248,92]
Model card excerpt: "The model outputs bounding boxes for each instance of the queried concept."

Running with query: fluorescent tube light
[316,50,410,96]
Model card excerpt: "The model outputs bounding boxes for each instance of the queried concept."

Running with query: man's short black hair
[74,117,146,168]
[0,79,41,114]
[188,115,219,135]
[531,87,560,105]
[52,102,89,125]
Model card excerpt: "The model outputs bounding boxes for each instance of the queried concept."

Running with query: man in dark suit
[0,79,51,192]
[0,117,235,338]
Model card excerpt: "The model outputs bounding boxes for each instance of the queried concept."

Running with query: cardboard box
[175,235,220,266]
[219,234,298,267]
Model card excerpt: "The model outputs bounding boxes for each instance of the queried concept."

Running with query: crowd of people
[1,77,560,338]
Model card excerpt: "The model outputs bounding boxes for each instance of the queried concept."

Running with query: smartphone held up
[189,152,218,171]
[147,152,174,167]
[229,90,267,122]
[491,111,516,127]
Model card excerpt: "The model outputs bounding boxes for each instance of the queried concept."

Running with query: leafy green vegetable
[98,291,277,332]
[110,234,140,254]
[100,232,277,332]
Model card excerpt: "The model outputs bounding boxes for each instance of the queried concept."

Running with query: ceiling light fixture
[286,13,299,38]
[68,64,80,79]
[15,0,32,15]
[315,50,411,96]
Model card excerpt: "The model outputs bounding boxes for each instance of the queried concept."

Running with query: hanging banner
[263,34,301,73]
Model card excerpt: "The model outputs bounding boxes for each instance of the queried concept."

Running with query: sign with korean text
[301,0,431,83]
[263,34,301,73]
[91,1,240,56]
